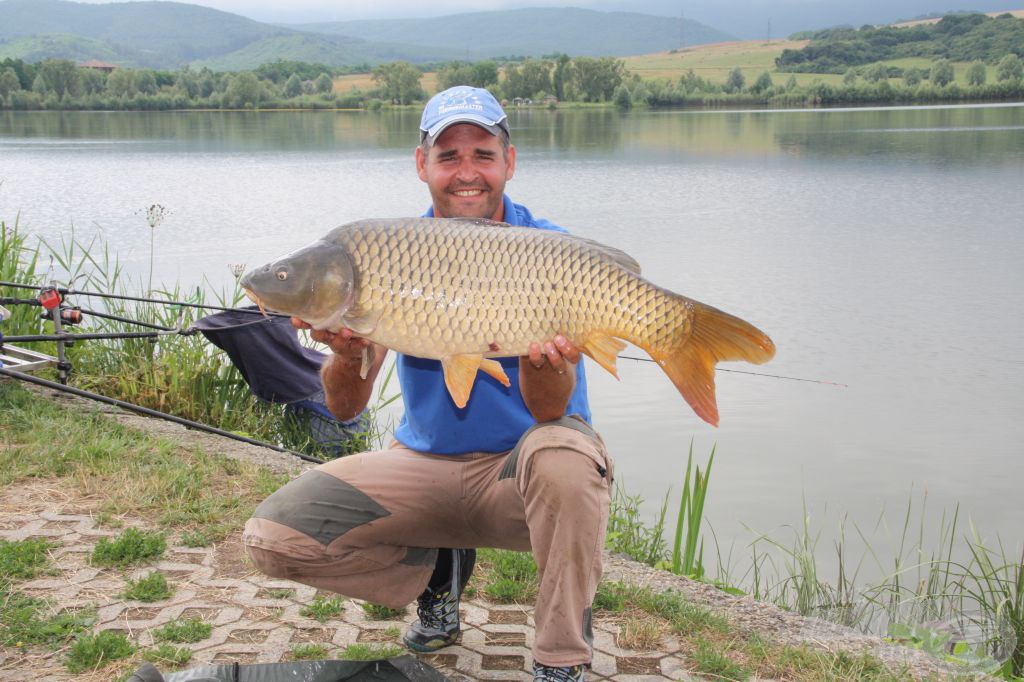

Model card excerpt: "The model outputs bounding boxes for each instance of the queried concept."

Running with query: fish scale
[241,217,775,425]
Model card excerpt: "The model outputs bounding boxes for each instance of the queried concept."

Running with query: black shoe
[403,548,475,652]
[533,663,585,681]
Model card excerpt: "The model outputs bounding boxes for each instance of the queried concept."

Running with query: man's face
[416,123,516,221]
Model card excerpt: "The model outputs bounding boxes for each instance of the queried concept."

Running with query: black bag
[128,655,446,682]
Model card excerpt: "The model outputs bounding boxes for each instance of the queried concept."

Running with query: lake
[2,104,1023,581]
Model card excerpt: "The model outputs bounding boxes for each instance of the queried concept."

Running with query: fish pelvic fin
[580,332,628,379]
[440,354,483,408]
[479,358,511,387]
[647,301,775,427]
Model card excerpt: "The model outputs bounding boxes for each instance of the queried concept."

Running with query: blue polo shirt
[392,195,592,454]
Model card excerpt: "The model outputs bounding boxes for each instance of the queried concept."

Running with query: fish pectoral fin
[341,309,381,336]
[479,358,511,387]
[359,345,373,380]
[580,332,628,378]
[440,354,484,408]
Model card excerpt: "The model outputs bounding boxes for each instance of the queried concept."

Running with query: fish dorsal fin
[444,217,511,228]
[573,236,642,274]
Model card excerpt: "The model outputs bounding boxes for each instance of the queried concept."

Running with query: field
[892,8,1024,27]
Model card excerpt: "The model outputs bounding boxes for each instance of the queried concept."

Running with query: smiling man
[243,86,612,682]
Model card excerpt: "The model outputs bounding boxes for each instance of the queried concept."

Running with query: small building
[78,60,118,73]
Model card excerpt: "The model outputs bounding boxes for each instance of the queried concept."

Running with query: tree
[569,57,625,102]
[996,54,1022,82]
[784,75,798,91]
[0,67,21,99]
[314,72,333,94]
[106,69,136,97]
[437,61,474,91]
[371,61,423,104]
[612,84,632,110]
[966,61,987,86]
[751,71,774,93]
[930,59,955,87]
[284,73,302,97]
[842,68,858,85]
[864,63,888,83]
[552,53,570,101]
[503,59,552,100]
[903,68,923,86]
[725,67,745,93]
[225,72,265,108]
[135,70,158,95]
[38,59,81,98]
[470,61,499,88]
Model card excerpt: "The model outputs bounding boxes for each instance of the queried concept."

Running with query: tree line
[2,52,1023,113]
[779,12,1024,73]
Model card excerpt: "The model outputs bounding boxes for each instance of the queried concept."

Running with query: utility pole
[767,18,772,43]
[680,9,685,50]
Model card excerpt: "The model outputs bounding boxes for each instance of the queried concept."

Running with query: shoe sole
[402,633,460,653]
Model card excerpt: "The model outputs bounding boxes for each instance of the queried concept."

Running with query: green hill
[0,0,460,69]
[291,7,735,59]
[193,34,460,71]
[780,12,1024,72]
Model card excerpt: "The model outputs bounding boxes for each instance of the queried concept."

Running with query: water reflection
[4,104,1022,164]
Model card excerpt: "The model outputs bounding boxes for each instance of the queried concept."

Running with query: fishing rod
[0,280,288,318]
[0,366,324,464]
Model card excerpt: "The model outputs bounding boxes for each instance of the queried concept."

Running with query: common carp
[240,217,775,426]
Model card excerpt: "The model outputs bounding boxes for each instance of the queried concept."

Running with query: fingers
[293,320,370,356]
[527,336,579,375]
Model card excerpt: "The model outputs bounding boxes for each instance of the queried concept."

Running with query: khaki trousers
[242,416,613,667]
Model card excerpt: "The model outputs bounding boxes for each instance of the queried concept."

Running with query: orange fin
[440,354,483,408]
[479,358,511,387]
[647,301,775,427]
[580,332,628,378]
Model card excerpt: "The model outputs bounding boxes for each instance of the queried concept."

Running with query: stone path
[0,506,698,681]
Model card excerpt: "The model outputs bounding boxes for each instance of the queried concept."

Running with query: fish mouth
[242,287,269,318]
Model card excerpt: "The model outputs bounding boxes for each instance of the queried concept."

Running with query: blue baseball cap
[420,86,509,146]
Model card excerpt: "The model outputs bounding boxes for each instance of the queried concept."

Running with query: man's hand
[291,318,372,358]
[292,317,387,421]
[519,334,580,423]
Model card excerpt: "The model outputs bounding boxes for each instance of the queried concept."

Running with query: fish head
[240,239,356,330]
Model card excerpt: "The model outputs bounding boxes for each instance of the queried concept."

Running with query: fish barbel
[240,217,775,426]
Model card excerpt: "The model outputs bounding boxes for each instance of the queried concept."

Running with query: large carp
[240,217,775,426]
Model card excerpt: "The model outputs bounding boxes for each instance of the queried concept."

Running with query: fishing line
[619,354,847,387]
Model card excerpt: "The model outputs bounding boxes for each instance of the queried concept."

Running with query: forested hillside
[778,12,1024,73]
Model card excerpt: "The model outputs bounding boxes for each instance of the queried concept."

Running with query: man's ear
[505,144,517,181]
[415,145,428,182]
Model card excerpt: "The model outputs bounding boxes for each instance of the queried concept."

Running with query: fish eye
[276,270,288,281]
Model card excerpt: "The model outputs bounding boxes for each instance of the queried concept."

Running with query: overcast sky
[71,0,1023,37]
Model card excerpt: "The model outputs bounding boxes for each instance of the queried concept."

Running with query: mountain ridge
[0,0,733,69]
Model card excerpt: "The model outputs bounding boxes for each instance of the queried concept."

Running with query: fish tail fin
[646,300,775,427]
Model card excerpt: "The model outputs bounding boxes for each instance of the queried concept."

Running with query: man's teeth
[453,189,484,196]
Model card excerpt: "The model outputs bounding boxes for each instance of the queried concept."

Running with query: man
[242,86,613,682]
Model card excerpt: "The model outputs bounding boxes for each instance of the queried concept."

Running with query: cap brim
[422,115,508,146]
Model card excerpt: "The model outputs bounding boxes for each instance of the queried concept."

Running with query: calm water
[2,105,1023,576]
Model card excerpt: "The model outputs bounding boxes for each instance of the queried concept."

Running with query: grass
[0,537,57,581]
[91,528,166,567]
[300,595,345,622]
[142,643,192,667]
[0,381,291,542]
[152,618,212,643]
[290,643,329,660]
[120,572,174,602]
[477,548,538,602]
[341,642,404,660]
[0,588,95,647]
[361,602,406,619]
[66,630,134,673]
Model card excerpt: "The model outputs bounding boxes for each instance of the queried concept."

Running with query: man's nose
[455,157,479,181]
